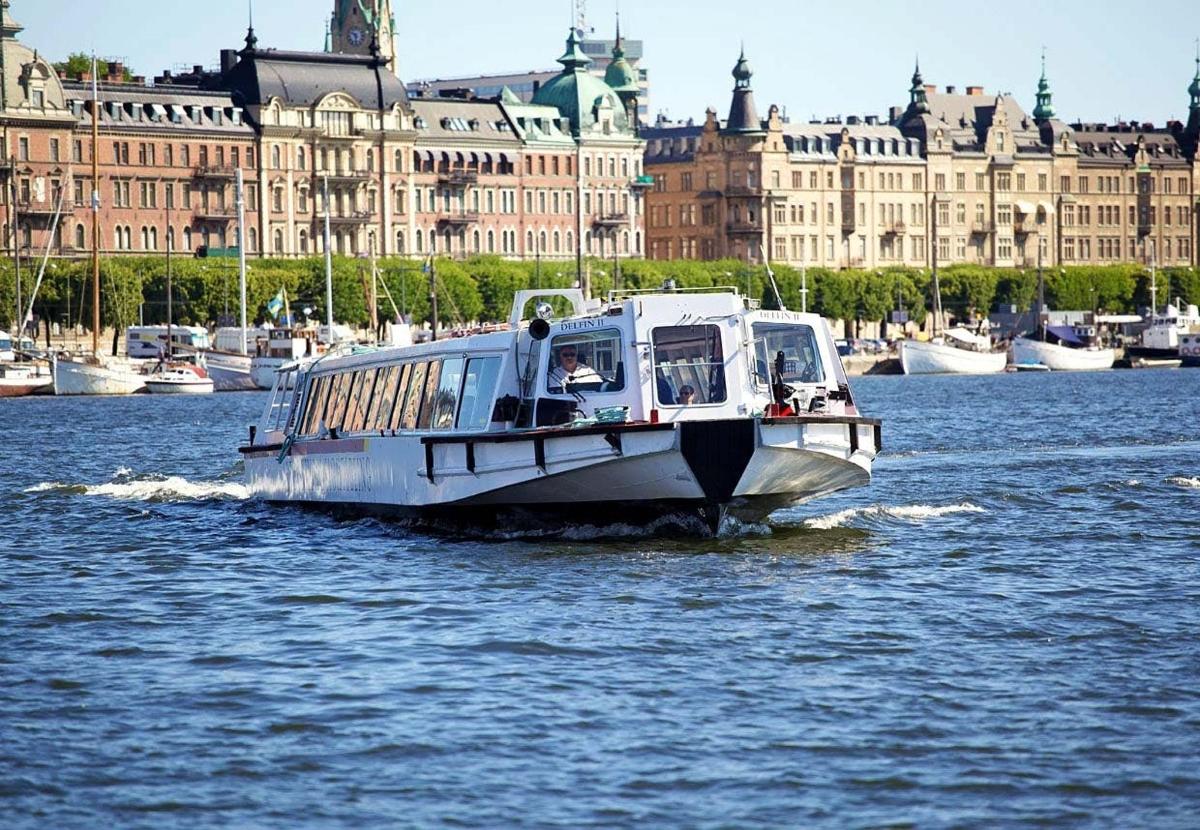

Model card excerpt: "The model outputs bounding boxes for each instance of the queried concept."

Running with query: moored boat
[1011,330,1114,372]
[241,288,881,534]
[0,362,53,397]
[145,364,215,394]
[250,327,322,389]
[899,329,1008,375]
[52,354,148,395]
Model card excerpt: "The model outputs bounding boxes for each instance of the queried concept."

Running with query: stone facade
[0,1,646,265]
[645,53,1200,269]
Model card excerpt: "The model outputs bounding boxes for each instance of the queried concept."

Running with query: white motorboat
[0,362,53,397]
[145,365,215,394]
[1127,301,1200,360]
[1011,335,1114,372]
[899,328,1008,375]
[241,289,881,534]
[52,354,148,395]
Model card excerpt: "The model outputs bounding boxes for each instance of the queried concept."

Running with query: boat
[250,327,321,389]
[52,354,148,395]
[145,364,215,394]
[899,328,1008,375]
[125,325,211,360]
[1010,361,1050,373]
[1128,356,1183,370]
[240,288,882,535]
[1011,324,1114,372]
[1126,301,1200,360]
[0,362,53,397]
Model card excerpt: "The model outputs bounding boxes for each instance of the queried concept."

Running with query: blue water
[3,370,1199,828]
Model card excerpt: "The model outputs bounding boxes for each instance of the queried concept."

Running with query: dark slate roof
[218,48,409,110]
[62,81,253,136]
[641,122,703,163]
[900,92,1043,151]
[1070,123,1190,165]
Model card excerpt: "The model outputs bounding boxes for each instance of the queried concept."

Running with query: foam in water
[25,468,249,502]
[805,502,985,530]
[1166,476,1200,489]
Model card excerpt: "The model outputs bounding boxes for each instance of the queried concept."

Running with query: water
[3,371,1199,828]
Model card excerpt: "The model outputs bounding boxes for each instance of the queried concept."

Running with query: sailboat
[898,206,1006,375]
[1010,252,1114,371]
[144,212,213,394]
[53,58,147,395]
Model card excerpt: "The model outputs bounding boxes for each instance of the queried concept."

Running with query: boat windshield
[546,329,625,394]
[752,323,825,387]
[653,324,727,406]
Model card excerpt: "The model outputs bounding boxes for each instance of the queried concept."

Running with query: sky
[12,0,1200,127]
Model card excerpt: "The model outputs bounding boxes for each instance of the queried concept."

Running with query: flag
[266,289,285,318]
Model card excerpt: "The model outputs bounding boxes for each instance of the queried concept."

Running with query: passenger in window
[550,345,600,391]
[677,385,696,405]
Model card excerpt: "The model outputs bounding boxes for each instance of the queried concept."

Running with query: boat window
[399,362,427,430]
[751,323,825,387]
[417,360,443,430]
[457,356,502,431]
[344,369,376,433]
[325,371,353,431]
[367,365,400,431]
[546,329,625,394]
[300,375,330,436]
[652,325,727,406]
[389,363,414,431]
[430,357,464,430]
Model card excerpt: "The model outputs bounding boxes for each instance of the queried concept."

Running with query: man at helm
[549,342,601,392]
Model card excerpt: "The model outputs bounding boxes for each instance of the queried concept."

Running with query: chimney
[846,115,860,125]
[220,49,238,74]
[967,86,984,96]
[888,105,903,123]
[924,84,937,95]
[946,85,956,94]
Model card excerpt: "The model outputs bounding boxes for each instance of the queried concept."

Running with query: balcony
[15,200,75,219]
[437,170,479,186]
[193,165,239,180]
[883,221,907,236]
[970,220,995,235]
[193,207,237,222]
[321,170,371,184]
[725,186,761,198]
[726,220,763,235]
[437,212,480,226]
[329,210,374,225]
[593,213,628,228]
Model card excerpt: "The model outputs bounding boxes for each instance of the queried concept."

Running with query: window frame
[651,324,728,408]
[545,327,626,396]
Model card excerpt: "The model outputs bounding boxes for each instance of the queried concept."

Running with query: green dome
[605,56,638,93]
[532,29,630,135]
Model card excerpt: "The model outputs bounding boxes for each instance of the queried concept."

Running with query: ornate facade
[645,52,1200,269]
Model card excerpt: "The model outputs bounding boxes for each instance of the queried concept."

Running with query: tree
[53,52,134,82]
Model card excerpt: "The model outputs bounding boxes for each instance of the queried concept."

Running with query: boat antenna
[758,243,786,310]
[236,167,248,354]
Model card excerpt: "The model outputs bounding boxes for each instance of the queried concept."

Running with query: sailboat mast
[236,167,248,354]
[1037,242,1046,342]
[166,176,172,359]
[322,174,334,345]
[930,196,942,339]
[90,58,100,356]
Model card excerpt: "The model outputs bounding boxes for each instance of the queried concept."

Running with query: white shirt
[549,362,601,392]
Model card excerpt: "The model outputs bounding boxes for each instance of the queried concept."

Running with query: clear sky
[12,0,1200,127]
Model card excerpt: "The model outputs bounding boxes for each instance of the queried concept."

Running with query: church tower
[329,0,396,70]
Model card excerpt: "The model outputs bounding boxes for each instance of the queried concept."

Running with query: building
[407,19,650,122]
[0,0,646,265]
[644,50,1200,269]
[328,0,396,71]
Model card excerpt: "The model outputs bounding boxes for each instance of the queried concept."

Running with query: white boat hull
[250,357,294,390]
[204,351,257,392]
[899,340,1007,375]
[146,378,215,394]
[1011,338,1114,371]
[243,418,878,532]
[53,357,147,395]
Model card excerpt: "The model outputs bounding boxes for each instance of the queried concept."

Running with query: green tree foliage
[52,53,134,82]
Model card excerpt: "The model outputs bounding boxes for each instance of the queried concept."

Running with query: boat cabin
[256,289,855,448]
[125,325,211,359]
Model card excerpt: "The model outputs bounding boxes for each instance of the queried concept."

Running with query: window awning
[1015,200,1036,214]
[1038,201,1055,215]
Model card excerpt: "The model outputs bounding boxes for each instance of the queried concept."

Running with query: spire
[243,0,258,52]
[0,0,24,39]
[1190,39,1200,110]
[324,19,332,52]
[908,57,930,115]
[725,45,762,133]
[1033,48,1056,122]
[613,10,623,59]
[556,27,591,72]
